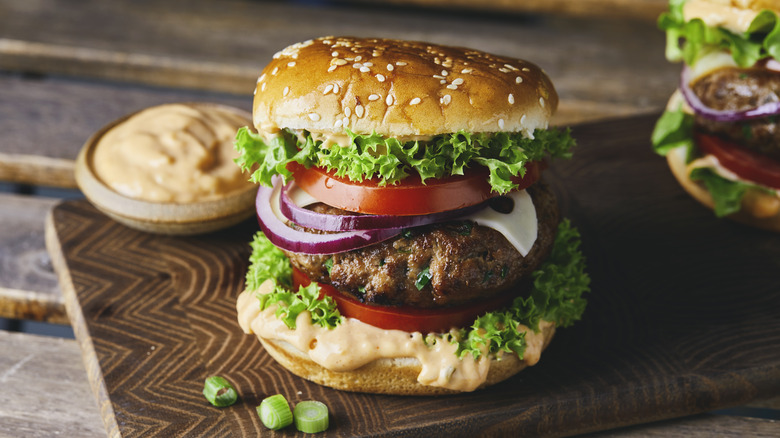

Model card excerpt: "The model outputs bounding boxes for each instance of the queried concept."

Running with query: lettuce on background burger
[234,36,589,395]
[653,0,780,231]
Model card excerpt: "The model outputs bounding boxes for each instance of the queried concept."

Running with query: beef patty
[283,182,559,308]
[692,66,780,159]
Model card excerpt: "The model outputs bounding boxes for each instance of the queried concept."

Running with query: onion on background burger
[653,0,780,231]
[234,36,589,395]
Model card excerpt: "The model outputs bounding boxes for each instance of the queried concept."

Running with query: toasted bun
[683,0,779,34]
[252,36,557,138]
[258,323,556,396]
[667,146,780,232]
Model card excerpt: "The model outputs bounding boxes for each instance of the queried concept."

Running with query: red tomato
[292,267,518,334]
[287,161,542,216]
[695,133,780,190]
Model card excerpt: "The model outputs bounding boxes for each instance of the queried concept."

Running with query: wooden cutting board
[46,114,780,437]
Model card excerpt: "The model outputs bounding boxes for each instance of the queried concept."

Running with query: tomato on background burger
[234,36,589,395]
[652,0,780,231]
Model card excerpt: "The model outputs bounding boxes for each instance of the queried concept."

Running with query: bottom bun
[666,147,780,232]
[259,325,556,396]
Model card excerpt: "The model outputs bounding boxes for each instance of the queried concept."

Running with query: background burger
[653,0,780,231]
[234,36,589,395]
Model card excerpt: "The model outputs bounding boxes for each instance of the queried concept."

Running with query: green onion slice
[293,400,329,433]
[258,394,293,430]
[202,376,238,407]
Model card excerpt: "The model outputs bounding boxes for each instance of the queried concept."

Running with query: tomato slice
[695,132,780,190]
[288,161,542,216]
[292,267,518,334]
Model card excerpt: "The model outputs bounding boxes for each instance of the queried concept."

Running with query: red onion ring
[279,180,488,231]
[256,178,403,255]
[680,65,780,122]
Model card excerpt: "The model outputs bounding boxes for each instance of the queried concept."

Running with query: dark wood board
[46,114,780,437]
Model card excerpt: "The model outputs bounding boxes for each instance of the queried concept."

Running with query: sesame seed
[376,74,385,82]
[324,84,334,94]
[271,67,279,75]
[288,61,296,67]
[498,118,505,129]
[516,76,523,84]
[344,107,352,117]
[409,97,421,105]
[386,94,394,105]
[387,64,394,71]
[461,68,473,74]
[539,97,545,108]
[335,119,343,129]
[452,78,464,85]
[283,86,290,96]
[441,94,452,105]
[522,67,530,72]
[508,94,515,104]
[332,51,339,57]
[333,84,340,93]
[261,82,267,92]
[368,94,380,101]
[504,64,518,71]
[355,55,362,61]
[446,84,458,90]
[353,63,362,69]
[333,59,347,66]
[499,68,510,73]
[355,105,365,118]
[343,116,349,127]
[521,115,527,124]
[440,80,447,84]
[328,65,337,72]
[363,62,373,67]
[308,113,321,121]
[257,74,266,83]
[396,61,407,66]
[360,66,370,73]
[441,70,449,76]
[433,74,445,80]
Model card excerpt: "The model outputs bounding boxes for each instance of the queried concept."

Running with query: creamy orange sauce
[683,0,764,34]
[92,103,254,203]
[236,280,551,392]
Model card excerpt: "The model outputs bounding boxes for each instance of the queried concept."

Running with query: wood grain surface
[46,114,780,437]
[0,331,104,438]
[0,193,67,323]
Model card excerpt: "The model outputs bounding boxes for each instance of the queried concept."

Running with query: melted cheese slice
[464,189,537,257]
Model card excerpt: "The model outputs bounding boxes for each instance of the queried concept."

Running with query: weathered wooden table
[1,0,778,436]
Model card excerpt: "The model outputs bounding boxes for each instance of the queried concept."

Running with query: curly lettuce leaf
[456,219,590,359]
[246,232,342,329]
[659,2,780,67]
[235,127,576,195]
[689,167,751,217]
[651,107,695,158]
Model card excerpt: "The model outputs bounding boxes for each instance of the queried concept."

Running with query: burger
[234,36,589,395]
[653,0,780,231]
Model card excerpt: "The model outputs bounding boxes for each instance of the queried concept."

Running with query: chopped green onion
[415,266,432,290]
[258,394,293,430]
[293,400,329,433]
[202,376,238,407]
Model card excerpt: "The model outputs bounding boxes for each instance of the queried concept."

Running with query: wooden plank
[0,330,105,437]
[0,73,250,188]
[0,193,68,324]
[45,114,780,437]
[352,0,668,20]
[0,0,679,119]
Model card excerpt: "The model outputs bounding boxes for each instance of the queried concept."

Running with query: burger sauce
[92,103,254,203]
[237,281,552,392]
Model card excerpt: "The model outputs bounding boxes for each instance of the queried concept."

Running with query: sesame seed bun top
[252,36,557,138]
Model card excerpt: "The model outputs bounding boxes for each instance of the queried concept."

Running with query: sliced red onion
[680,65,780,122]
[279,180,488,232]
[256,178,403,255]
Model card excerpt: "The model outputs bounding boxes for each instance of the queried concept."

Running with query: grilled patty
[692,67,780,159]
[284,182,559,308]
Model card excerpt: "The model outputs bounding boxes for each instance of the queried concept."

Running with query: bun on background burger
[653,0,780,231]
[234,36,589,395]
